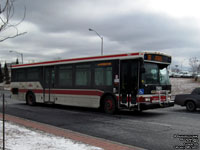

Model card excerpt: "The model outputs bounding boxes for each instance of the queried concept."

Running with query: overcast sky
[1,0,200,70]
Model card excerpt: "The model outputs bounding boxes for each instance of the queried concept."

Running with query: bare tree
[0,0,27,42]
[189,57,200,73]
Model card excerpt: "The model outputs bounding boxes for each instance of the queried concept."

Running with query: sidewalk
[0,113,145,150]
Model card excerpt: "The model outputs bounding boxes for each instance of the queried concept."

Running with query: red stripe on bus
[137,96,167,102]
[12,53,140,68]
[151,96,166,102]
[18,89,103,96]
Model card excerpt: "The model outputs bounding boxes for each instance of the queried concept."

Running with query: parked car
[179,71,192,78]
[173,72,181,78]
[175,88,200,112]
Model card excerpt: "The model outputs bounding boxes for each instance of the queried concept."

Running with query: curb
[0,113,145,150]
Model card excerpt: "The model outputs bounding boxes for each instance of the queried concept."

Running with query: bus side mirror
[140,67,145,73]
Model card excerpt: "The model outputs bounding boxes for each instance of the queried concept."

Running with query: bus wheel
[103,96,116,114]
[26,92,36,106]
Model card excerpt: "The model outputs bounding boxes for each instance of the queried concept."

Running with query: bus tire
[26,92,36,106]
[103,96,116,114]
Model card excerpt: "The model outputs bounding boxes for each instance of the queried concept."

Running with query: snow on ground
[0,121,103,150]
[171,78,200,95]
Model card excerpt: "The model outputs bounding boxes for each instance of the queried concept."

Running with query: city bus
[10,51,174,114]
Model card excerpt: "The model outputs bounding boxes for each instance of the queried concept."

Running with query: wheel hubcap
[188,103,193,110]
[28,95,33,104]
[106,99,113,110]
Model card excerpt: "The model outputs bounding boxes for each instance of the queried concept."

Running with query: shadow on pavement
[13,102,166,118]
[171,107,200,114]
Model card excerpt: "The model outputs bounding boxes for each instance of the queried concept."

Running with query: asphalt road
[0,90,200,150]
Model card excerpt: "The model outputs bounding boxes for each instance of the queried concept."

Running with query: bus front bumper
[140,101,174,110]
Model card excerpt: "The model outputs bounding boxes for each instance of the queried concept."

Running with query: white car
[173,73,181,78]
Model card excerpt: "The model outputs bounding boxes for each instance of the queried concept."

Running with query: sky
[1,0,200,70]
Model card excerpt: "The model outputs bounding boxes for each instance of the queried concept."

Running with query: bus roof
[11,51,171,69]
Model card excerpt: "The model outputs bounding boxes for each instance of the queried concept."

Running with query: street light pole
[21,53,24,64]
[89,28,103,56]
[9,50,24,64]
[101,37,103,56]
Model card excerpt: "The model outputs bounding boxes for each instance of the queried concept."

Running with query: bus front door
[44,67,55,103]
[120,60,138,108]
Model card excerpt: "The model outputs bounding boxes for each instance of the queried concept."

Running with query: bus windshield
[142,63,170,85]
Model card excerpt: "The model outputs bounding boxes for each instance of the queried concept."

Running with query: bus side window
[95,68,104,86]
[51,69,55,87]
[27,68,40,81]
[75,64,91,87]
[105,67,112,86]
[58,65,72,88]
[94,66,112,86]
[11,69,17,82]
[17,69,26,81]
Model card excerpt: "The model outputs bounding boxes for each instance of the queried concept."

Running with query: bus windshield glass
[142,63,170,85]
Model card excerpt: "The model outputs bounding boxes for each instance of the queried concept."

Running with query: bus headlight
[145,97,150,102]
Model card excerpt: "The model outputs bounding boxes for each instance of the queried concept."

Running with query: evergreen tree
[16,58,19,64]
[4,63,10,84]
[0,63,3,83]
